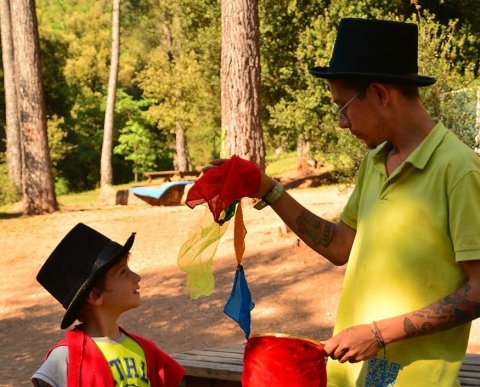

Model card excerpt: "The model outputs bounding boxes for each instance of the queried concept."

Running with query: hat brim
[309,66,436,87]
[60,233,136,329]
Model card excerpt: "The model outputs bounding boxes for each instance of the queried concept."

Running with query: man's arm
[202,162,356,265]
[323,259,480,363]
[260,175,356,266]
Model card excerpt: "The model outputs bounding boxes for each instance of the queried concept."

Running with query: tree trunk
[11,0,57,214]
[297,139,311,174]
[174,122,189,172]
[0,0,22,193]
[100,0,120,187]
[221,0,265,171]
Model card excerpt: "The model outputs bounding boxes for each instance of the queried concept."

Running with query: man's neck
[385,101,435,175]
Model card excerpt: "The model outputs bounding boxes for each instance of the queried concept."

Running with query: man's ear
[369,83,389,106]
[86,287,103,306]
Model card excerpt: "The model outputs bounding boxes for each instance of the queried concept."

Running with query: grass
[56,188,100,207]
[265,152,298,177]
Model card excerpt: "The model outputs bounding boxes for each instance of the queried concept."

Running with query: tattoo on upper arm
[295,210,335,248]
[404,284,480,338]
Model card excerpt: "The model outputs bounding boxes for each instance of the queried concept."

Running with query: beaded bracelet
[372,321,386,358]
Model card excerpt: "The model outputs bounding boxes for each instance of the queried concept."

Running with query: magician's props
[178,156,260,338]
[179,156,328,385]
[243,334,327,387]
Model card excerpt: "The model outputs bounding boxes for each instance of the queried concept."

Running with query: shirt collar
[371,122,448,171]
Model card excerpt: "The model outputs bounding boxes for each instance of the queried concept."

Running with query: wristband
[254,179,284,210]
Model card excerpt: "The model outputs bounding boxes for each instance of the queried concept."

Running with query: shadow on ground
[281,172,337,190]
[0,211,24,220]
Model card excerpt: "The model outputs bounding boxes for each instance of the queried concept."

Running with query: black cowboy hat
[37,223,135,329]
[310,18,436,87]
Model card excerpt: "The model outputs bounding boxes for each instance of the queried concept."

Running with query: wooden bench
[174,344,243,386]
[143,170,200,183]
[460,354,480,386]
[174,344,480,386]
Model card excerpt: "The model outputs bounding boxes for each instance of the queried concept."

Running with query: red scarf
[185,155,261,223]
[47,327,185,387]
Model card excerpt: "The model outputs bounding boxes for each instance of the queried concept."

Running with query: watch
[254,179,285,210]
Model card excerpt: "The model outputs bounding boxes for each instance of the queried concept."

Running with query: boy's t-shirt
[94,335,150,386]
[32,333,151,386]
[31,346,68,387]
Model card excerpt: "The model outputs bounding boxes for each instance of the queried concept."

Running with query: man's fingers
[201,159,228,174]
[210,159,228,166]
[333,347,349,361]
[201,165,215,173]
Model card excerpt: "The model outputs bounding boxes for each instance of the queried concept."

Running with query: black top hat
[37,223,135,329]
[310,18,436,87]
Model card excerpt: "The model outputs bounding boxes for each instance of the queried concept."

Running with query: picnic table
[174,343,480,386]
[143,170,200,183]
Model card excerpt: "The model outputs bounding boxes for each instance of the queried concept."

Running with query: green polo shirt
[327,122,480,386]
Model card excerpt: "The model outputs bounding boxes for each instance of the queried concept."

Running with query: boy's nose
[132,271,141,282]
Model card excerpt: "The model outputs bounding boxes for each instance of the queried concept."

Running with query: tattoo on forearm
[404,284,480,338]
[295,210,335,248]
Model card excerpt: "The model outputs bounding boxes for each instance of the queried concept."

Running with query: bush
[54,176,70,196]
[0,162,20,206]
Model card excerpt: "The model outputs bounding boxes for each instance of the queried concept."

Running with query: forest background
[0,0,479,205]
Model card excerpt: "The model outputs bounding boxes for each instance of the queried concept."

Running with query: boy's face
[99,254,141,313]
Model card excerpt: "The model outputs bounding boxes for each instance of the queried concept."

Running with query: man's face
[328,80,387,149]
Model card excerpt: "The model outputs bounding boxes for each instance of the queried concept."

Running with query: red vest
[47,327,185,387]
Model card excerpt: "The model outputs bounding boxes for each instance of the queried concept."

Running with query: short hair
[341,79,419,99]
[390,83,420,99]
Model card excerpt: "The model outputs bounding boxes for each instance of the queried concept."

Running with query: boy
[32,223,185,387]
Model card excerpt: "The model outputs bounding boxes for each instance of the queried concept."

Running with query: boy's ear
[86,287,103,306]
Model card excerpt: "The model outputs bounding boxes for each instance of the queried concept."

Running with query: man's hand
[203,159,275,199]
[201,158,226,173]
[323,324,380,363]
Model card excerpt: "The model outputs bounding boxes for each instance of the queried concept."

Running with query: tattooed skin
[404,284,480,338]
[295,210,335,248]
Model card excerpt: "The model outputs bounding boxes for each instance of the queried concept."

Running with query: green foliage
[265,151,298,177]
[0,156,20,206]
[409,9,478,147]
[47,115,75,174]
[135,0,221,168]
[263,1,478,183]
[265,0,385,179]
[62,3,112,91]
[7,0,476,194]
[440,88,477,148]
[54,176,70,196]
[412,0,480,73]
[114,90,173,176]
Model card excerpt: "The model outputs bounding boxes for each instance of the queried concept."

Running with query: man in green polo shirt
[248,18,480,386]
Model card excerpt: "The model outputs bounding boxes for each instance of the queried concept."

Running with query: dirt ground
[1,183,480,386]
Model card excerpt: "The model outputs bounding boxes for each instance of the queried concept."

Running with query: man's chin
[364,139,380,149]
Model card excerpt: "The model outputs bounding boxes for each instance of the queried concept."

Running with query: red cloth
[185,156,261,223]
[47,326,185,387]
[242,335,327,387]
